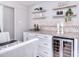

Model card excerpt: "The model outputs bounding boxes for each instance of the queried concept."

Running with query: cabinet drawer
[38,53,48,57]
[39,50,50,55]
[38,50,51,57]
[38,46,52,54]
[39,41,52,48]
[38,45,51,51]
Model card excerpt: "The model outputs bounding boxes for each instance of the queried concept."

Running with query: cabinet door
[63,40,74,57]
[37,36,52,57]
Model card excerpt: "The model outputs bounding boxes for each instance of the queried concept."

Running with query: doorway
[3,6,14,40]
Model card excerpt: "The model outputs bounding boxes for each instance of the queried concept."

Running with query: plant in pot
[65,8,73,22]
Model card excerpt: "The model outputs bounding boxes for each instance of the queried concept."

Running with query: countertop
[27,30,55,35]
[27,30,79,39]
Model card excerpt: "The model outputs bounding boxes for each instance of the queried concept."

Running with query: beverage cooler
[52,36,79,57]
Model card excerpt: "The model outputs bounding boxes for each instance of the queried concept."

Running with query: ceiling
[14,1,43,7]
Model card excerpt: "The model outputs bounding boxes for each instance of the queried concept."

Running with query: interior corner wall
[0,1,28,41]
[28,1,79,29]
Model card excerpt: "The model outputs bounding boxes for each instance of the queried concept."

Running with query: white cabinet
[23,32,52,57]
[36,34,52,57]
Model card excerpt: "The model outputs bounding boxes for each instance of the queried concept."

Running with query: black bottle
[36,24,40,31]
[34,24,37,31]
[0,29,1,32]
[39,7,43,11]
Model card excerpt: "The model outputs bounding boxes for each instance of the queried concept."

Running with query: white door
[62,39,74,57]
[3,6,14,40]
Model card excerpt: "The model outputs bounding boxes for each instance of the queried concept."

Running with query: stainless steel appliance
[52,36,74,57]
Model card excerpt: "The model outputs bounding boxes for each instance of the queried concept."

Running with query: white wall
[28,1,79,29]
[0,5,3,32]
[0,1,28,41]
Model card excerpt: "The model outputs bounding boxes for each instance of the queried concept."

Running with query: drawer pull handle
[44,43,48,45]
[43,51,48,54]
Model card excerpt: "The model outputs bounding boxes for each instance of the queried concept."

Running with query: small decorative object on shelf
[34,7,43,12]
[0,29,1,32]
[33,7,46,13]
[65,8,73,22]
[33,24,40,31]
[34,8,39,11]
[56,11,63,15]
[0,27,1,32]
[32,7,46,19]
[39,7,43,11]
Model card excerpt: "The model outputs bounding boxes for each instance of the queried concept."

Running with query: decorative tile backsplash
[39,24,79,38]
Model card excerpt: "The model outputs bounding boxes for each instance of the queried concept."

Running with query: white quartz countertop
[27,30,79,39]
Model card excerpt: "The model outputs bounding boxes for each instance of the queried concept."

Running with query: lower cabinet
[23,32,53,57]
[36,35,52,57]
[23,32,78,57]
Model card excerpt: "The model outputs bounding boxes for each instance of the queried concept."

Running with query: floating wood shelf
[32,10,46,14]
[53,5,77,10]
[53,15,76,18]
[32,17,46,19]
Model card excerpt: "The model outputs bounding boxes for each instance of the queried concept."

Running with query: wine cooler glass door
[53,39,61,57]
[53,38,74,57]
[63,39,74,57]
